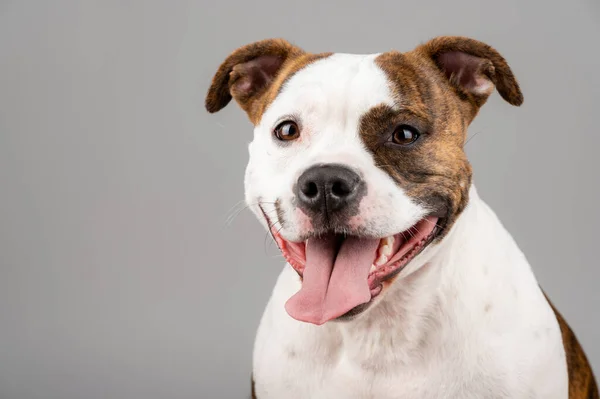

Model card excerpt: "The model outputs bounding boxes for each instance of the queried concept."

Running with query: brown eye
[391,125,420,146]
[274,121,300,141]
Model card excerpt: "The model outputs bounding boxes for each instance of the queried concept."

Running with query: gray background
[0,1,598,398]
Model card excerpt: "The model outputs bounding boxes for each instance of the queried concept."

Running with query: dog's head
[206,37,522,325]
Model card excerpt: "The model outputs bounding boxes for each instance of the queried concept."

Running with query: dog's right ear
[412,36,523,115]
[205,39,304,120]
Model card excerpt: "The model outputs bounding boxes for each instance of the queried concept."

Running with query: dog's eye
[391,125,420,146]
[274,121,300,141]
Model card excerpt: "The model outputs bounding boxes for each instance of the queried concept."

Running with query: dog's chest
[252,259,568,399]
[253,313,563,399]
[254,271,492,399]
[253,319,503,399]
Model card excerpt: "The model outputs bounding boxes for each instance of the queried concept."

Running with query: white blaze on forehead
[259,53,396,143]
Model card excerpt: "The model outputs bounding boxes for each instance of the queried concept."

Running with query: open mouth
[265,210,442,325]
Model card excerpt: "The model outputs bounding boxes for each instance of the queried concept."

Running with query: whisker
[275,224,285,236]
[465,130,483,147]
[421,217,445,230]
[225,199,246,216]
[264,218,283,248]
[225,201,278,226]
[266,219,281,231]
[224,200,249,225]
[374,164,400,168]
[264,230,274,255]
[264,222,286,254]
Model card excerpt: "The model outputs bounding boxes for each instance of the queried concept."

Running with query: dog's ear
[414,36,523,110]
[205,38,304,119]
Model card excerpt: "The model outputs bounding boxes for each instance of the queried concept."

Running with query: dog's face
[206,37,522,325]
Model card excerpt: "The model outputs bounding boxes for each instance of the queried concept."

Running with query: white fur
[253,188,568,398]
[245,55,568,398]
[245,54,426,242]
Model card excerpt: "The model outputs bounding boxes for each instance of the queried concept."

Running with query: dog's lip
[259,205,445,320]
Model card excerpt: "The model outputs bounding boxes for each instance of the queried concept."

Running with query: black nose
[295,164,364,214]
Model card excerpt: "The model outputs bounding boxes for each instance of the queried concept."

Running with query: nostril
[296,164,362,211]
[301,181,319,199]
[331,180,353,197]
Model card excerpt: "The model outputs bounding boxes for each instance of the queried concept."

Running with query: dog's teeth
[378,236,394,256]
[373,236,394,268]
[380,245,392,256]
[370,264,377,273]
[375,254,388,266]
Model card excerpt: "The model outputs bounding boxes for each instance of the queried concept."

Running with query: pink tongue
[285,235,380,325]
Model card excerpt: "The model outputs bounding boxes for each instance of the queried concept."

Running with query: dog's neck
[317,184,520,368]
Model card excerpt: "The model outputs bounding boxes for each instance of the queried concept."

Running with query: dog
[205,36,598,398]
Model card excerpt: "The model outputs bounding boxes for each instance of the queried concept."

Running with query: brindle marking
[364,37,522,240]
[545,294,599,399]
[251,375,257,399]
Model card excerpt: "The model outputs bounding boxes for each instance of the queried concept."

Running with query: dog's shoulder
[544,292,598,399]
[251,374,257,399]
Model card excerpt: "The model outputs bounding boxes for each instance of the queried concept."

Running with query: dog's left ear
[414,36,523,110]
[205,38,304,121]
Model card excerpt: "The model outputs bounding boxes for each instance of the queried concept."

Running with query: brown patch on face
[358,37,522,236]
[358,67,472,235]
[544,292,599,398]
[205,38,330,125]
